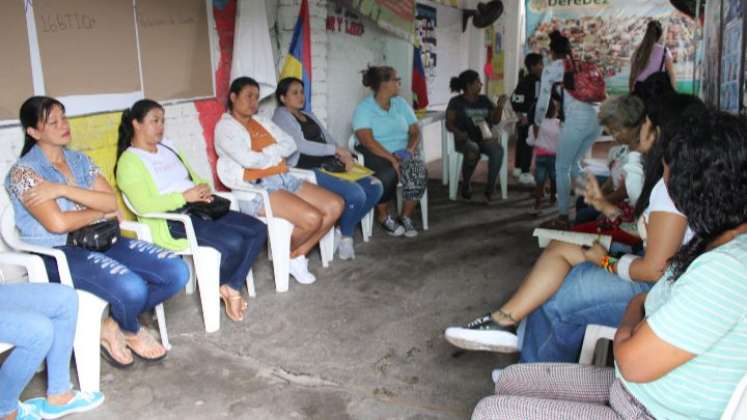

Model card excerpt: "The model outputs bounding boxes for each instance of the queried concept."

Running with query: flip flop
[125,329,167,362]
[220,289,248,322]
[99,342,133,369]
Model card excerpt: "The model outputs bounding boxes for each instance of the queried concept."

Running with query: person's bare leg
[292,182,344,255]
[400,200,417,219]
[492,240,587,325]
[376,202,391,222]
[262,190,323,257]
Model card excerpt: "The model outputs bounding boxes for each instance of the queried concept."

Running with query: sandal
[539,217,570,230]
[124,328,167,362]
[220,286,248,322]
[100,320,134,369]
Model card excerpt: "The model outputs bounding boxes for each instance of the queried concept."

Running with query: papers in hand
[532,228,612,251]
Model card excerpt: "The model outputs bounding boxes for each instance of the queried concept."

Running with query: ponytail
[115,99,163,174]
[630,20,664,88]
[450,70,480,93]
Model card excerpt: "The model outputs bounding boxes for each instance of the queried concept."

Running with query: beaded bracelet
[601,256,618,273]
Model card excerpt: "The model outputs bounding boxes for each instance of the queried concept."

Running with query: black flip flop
[99,344,134,369]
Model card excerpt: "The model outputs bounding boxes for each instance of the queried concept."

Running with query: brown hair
[630,21,664,88]
[361,65,397,92]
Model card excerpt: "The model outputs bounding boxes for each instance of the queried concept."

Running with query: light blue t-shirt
[352,95,417,153]
[619,233,747,420]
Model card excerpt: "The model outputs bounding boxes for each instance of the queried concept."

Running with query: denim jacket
[4,145,99,247]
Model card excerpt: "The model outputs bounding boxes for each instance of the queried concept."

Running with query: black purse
[177,194,231,221]
[320,156,347,173]
[67,219,120,252]
[159,143,231,221]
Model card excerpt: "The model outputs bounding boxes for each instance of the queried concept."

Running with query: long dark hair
[665,109,747,281]
[548,30,571,58]
[633,93,706,218]
[19,96,66,157]
[630,20,664,88]
[449,70,480,93]
[115,99,164,171]
[227,77,260,111]
[275,77,304,107]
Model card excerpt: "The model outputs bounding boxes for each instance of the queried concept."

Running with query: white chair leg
[268,218,293,293]
[501,137,509,200]
[319,228,334,268]
[420,189,429,231]
[579,324,617,365]
[193,246,222,333]
[441,121,449,186]
[154,303,171,351]
[184,256,196,295]
[361,209,373,242]
[448,153,462,201]
[73,291,107,392]
[246,269,256,298]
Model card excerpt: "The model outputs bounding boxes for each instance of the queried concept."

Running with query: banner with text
[525,0,698,95]
[336,0,415,40]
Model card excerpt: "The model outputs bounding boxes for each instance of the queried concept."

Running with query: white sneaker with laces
[338,236,355,260]
[512,167,522,178]
[289,256,317,285]
[400,216,418,238]
[518,172,536,186]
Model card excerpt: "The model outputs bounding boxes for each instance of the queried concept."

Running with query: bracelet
[600,256,618,273]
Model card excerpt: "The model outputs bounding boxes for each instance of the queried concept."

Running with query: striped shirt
[620,233,747,419]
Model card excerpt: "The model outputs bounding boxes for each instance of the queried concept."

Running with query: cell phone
[394,150,412,161]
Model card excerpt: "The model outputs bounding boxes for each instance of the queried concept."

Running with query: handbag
[67,218,120,252]
[159,143,230,221]
[177,194,231,221]
[319,156,346,173]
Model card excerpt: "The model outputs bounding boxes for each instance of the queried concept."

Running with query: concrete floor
[21,162,558,419]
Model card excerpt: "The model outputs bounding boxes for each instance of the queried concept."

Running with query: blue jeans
[0,283,78,416]
[42,237,189,333]
[168,210,267,292]
[534,155,556,187]
[556,99,601,216]
[313,170,383,237]
[517,262,653,363]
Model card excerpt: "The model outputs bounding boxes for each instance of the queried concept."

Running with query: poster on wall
[485,14,506,98]
[703,0,723,107]
[525,0,698,95]
[720,0,743,113]
[336,0,415,40]
[416,4,437,82]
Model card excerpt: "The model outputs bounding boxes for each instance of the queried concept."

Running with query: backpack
[563,56,606,103]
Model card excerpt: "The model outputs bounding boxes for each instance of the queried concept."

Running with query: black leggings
[356,145,427,204]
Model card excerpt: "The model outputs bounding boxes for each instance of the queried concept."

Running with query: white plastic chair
[121,192,252,334]
[445,126,509,201]
[0,205,162,391]
[215,161,333,293]
[347,134,429,231]
[579,324,747,419]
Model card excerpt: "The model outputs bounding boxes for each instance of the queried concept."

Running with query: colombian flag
[412,46,429,110]
[279,0,312,111]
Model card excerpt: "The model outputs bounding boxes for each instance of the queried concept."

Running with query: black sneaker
[460,183,472,200]
[444,313,518,353]
[380,215,405,237]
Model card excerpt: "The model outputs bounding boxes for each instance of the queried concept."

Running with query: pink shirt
[528,118,559,156]
[635,43,671,82]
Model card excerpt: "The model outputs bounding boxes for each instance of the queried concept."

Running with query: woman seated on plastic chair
[4,96,189,369]
[352,65,428,238]
[444,93,701,362]
[1,283,102,420]
[116,99,267,323]
[272,77,383,260]
[215,77,343,285]
[473,107,747,420]
[445,69,507,201]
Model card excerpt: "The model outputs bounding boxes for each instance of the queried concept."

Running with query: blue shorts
[535,155,557,186]
[237,172,304,216]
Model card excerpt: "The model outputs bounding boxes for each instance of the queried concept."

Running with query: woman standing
[535,31,602,229]
[272,77,383,260]
[352,66,428,238]
[629,20,677,96]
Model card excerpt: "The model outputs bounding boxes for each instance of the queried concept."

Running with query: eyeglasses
[389,77,402,83]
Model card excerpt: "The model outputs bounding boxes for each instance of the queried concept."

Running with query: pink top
[528,118,559,156]
[635,43,671,82]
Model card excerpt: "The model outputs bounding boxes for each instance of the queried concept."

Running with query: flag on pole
[279,0,312,111]
[412,46,429,110]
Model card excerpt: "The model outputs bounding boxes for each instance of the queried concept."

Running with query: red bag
[564,57,607,103]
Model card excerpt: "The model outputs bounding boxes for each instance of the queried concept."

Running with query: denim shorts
[237,172,304,216]
[535,155,556,186]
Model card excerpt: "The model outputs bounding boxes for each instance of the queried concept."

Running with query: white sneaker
[338,236,355,260]
[518,172,536,186]
[512,167,522,178]
[400,216,418,238]
[289,256,317,285]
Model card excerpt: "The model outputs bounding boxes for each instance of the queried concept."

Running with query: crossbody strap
[659,47,667,72]
[158,143,196,183]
